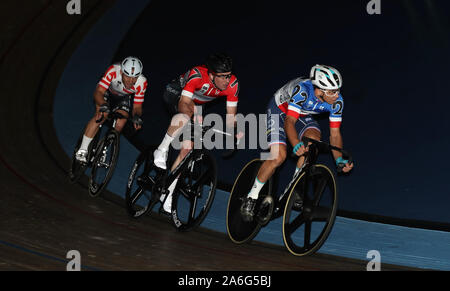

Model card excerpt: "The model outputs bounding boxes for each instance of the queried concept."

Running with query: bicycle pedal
[261,195,273,206]
[137,175,150,185]
[97,162,109,168]
[257,196,274,225]
[293,199,303,211]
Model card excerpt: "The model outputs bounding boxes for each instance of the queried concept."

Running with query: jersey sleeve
[226,78,239,107]
[98,65,116,90]
[181,68,203,99]
[329,95,344,128]
[286,83,308,119]
[133,77,148,104]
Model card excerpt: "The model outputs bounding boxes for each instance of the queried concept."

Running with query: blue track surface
[53,0,450,270]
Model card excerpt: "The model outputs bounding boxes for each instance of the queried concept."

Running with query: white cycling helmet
[121,56,143,77]
[310,64,342,90]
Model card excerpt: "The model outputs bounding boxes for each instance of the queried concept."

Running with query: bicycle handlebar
[188,122,239,159]
[300,136,353,169]
[287,136,354,173]
[95,111,137,124]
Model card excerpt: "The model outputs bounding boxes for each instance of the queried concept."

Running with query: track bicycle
[226,136,352,256]
[69,111,139,197]
[125,121,236,231]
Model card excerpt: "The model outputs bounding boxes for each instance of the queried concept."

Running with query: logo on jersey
[199,84,210,95]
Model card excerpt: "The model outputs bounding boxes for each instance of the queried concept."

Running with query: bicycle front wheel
[282,164,338,256]
[171,151,217,232]
[88,130,120,197]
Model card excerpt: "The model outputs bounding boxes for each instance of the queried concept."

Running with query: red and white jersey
[179,65,239,107]
[98,64,148,104]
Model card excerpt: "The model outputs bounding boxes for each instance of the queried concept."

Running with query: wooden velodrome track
[0,0,419,271]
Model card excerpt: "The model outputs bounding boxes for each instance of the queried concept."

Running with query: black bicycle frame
[271,136,352,219]
[152,122,215,198]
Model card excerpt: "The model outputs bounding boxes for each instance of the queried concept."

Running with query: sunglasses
[321,89,340,97]
[213,73,232,80]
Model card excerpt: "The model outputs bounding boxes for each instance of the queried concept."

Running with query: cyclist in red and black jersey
[153,53,241,214]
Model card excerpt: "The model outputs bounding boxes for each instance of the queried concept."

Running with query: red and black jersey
[179,65,239,107]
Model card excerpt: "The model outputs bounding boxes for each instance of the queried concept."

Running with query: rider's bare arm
[226,105,244,140]
[94,85,107,108]
[329,127,343,160]
[225,105,237,129]
[177,95,195,118]
[285,115,301,148]
[132,102,143,117]
[330,127,353,172]
[132,103,143,130]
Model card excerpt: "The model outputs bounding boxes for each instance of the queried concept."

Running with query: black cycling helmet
[206,53,233,73]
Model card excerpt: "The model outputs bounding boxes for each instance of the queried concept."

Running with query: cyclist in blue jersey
[240,64,354,220]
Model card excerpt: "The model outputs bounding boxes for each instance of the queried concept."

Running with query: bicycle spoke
[302,177,310,202]
[137,175,155,189]
[189,196,198,220]
[178,186,192,201]
[311,206,332,222]
[192,170,211,190]
[131,187,149,205]
[312,176,327,207]
[304,221,312,248]
[285,212,306,236]
[171,152,217,232]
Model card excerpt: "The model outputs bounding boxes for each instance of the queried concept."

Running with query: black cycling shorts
[103,91,133,114]
[163,78,183,116]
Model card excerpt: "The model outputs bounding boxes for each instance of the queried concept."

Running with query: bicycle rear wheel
[69,132,87,183]
[69,130,99,183]
[171,151,217,232]
[282,164,338,256]
[226,159,273,244]
[88,130,119,197]
[125,149,160,218]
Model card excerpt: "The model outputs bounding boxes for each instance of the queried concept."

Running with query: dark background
[113,0,450,226]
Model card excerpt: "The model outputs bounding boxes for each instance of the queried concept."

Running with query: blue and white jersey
[274,78,344,128]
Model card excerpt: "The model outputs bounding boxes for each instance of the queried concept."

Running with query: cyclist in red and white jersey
[75,56,147,162]
[153,53,241,214]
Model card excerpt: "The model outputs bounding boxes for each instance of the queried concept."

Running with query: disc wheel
[226,159,272,244]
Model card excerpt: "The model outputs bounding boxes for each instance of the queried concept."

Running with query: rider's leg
[161,140,193,213]
[295,128,321,171]
[154,97,194,170]
[241,102,287,219]
[153,113,190,170]
[77,105,108,161]
[247,144,287,199]
[247,99,287,200]
[160,112,190,148]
